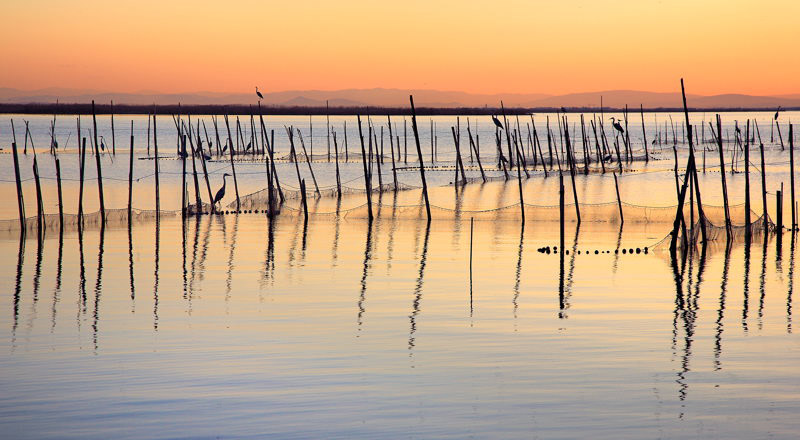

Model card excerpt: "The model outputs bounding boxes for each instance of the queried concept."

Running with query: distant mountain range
[1,87,798,109]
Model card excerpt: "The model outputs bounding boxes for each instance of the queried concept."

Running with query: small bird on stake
[256,86,264,100]
[213,173,232,209]
[610,117,625,134]
[775,106,782,120]
[491,115,504,129]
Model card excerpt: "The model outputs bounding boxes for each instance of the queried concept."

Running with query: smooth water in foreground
[1,212,798,439]
[1,111,799,438]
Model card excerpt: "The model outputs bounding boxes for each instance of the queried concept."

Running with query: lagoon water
[1,112,799,438]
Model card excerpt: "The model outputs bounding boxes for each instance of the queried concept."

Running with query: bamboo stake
[128,120,134,219]
[467,125,487,182]
[388,115,398,189]
[614,172,623,223]
[409,96,431,221]
[78,137,86,220]
[514,131,525,224]
[92,101,105,222]
[154,108,160,215]
[33,156,43,234]
[716,114,732,240]
[297,130,321,195]
[333,131,342,197]
[640,104,648,162]
[197,124,214,213]
[11,120,25,227]
[745,120,751,240]
[789,123,797,233]
[356,115,373,221]
[223,113,240,210]
[755,120,768,229]
[111,101,116,155]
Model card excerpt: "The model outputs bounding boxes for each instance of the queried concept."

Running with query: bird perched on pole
[610,117,625,134]
[213,173,232,209]
[255,86,264,100]
[491,115,504,129]
[775,106,782,120]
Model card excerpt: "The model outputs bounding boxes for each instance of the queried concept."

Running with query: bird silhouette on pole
[256,87,264,100]
[775,106,782,120]
[491,115,504,129]
[610,117,625,134]
[213,173,232,208]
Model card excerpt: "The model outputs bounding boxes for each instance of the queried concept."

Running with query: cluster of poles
[7,89,796,254]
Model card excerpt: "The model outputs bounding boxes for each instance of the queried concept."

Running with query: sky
[2,0,798,96]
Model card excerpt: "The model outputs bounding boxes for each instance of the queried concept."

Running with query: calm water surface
[1,112,799,438]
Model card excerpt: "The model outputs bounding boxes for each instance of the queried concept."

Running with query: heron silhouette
[213,173,232,208]
[491,115,504,129]
[775,106,782,120]
[256,86,264,100]
[99,136,106,151]
[610,117,624,134]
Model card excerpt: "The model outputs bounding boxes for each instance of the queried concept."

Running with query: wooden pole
[224,114,241,211]
[777,188,783,233]
[467,125,487,182]
[111,100,116,155]
[614,172,623,223]
[92,101,105,222]
[388,115,398,189]
[326,101,331,162]
[153,109,160,215]
[409,96,431,221]
[55,155,64,226]
[559,173,565,253]
[791,124,796,230]
[755,120,768,229]
[11,121,25,227]
[563,117,581,224]
[128,120,134,219]
[514,131,525,224]
[716,114,732,240]
[641,104,648,162]
[300,178,309,223]
[745,120,751,240]
[333,131,342,197]
[357,116,373,221]
[33,156,44,233]
[180,134,187,218]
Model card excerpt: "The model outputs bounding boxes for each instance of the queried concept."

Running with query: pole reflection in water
[408,220,431,354]
[93,222,105,351]
[743,238,751,332]
[788,234,795,333]
[153,218,160,331]
[714,242,731,371]
[513,223,524,324]
[12,230,25,348]
[357,220,373,334]
[51,227,64,333]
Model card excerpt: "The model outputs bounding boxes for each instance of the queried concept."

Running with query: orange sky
[2,0,798,96]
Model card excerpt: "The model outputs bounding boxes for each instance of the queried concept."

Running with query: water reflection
[714,242,731,371]
[357,221,373,334]
[408,220,431,354]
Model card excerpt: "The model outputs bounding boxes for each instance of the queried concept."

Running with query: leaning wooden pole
[640,104,648,162]
[744,120,752,241]
[716,114,732,240]
[409,95,431,221]
[92,101,106,222]
[55,154,64,226]
[613,172,624,224]
[11,123,25,227]
[356,116,374,221]
[755,121,768,230]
